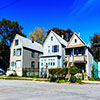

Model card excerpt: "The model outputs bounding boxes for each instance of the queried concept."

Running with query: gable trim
[67,33,87,47]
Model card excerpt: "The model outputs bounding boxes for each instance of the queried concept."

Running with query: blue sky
[0,0,100,45]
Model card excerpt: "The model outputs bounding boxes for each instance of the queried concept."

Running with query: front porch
[65,46,87,66]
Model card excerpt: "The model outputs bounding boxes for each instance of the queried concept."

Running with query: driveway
[0,80,100,100]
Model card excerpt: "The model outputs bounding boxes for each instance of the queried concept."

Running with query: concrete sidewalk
[82,80,100,84]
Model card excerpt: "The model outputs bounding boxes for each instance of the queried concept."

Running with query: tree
[47,28,73,42]
[0,18,26,71]
[90,33,100,61]
[0,18,26,46]
[29,27,47,44]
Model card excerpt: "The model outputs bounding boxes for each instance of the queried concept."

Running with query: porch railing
[65,55,87,63]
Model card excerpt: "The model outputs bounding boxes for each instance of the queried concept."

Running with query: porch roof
[65,44,85,48]
[40,55,61,58]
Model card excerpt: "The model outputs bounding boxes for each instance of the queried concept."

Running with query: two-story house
[8,34,43,76]
[39,31,68,77]
[65,32,93,78]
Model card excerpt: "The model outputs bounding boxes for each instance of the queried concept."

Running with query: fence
[22,68,39,76]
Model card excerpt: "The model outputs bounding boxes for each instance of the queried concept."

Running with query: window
[52,45,59,52]
[16,48,21,56]
[32,51,35,58]
[31,61,35,68]
[75,39,77,43]
[48,49,50,53]
[11,61,15,70]
[41,60,43,66]
[51,59,52,66]
[51,36,53,41]
[48,59,55,66]
[16,60,21,68]
[15,39,18,46]
[48,59,50,66]
[53,59,55,66]
[75,49,79,55]
[11,61,15,67]
[13,49,16,56]
[48,46,50,53]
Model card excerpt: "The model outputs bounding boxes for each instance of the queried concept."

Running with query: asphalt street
[0,80,100,100]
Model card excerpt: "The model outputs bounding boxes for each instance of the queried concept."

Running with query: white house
[39,31,68,77]
[7,34,43,76]
[65,32,93,78]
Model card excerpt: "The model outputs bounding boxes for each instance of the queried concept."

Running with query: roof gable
[66,33,87,48]
[45,31,68,46]
[15,34,43,52]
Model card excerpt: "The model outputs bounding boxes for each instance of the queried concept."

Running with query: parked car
[0,68,6,75]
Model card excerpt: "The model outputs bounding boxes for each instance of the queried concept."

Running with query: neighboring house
[65,32,93,78]
[98,62,100,78]
[39,31,68,77]
[8,34,43,76]
[93,60,99,78]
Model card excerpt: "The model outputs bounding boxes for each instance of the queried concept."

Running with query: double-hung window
[41,60,43,66]
[52,45,59,52]
[48,46,50,53]
[31,61,35,68]
[15,39,18,46]
[32,51,35,58]
[16,48,21,56]
[13,49,16,56]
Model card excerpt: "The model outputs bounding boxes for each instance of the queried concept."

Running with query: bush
[69,66,79,75]
[76,77,82,83]
[56,79,68,83]
[49,67,68,81]
[89,77,96,81]
[9,72,18,77]
[70,75,76,83]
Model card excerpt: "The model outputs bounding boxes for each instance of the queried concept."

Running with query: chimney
[78,32,80,37]
[62,35,64,39]
[31,37,34,43]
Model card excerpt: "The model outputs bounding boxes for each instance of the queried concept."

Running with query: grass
[0,76,83,84]
[0,76,50,82]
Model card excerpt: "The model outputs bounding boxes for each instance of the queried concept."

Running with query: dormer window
[75,39,77,43]
[51,36,53,41]
[15,39,18,46]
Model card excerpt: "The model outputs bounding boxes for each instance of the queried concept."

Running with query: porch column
[72,48,74,66]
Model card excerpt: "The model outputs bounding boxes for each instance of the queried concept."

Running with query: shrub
[89,77,96,81]
[76,77,82,83]
[49,67,68,78]
[69,66,79,75]
[70,75,76,83]
[9,72,18,77]
[95,79,100,81]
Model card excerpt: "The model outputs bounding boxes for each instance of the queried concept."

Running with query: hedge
[49,67,68,78]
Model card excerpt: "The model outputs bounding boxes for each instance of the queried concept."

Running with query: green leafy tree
[47,28,73,42]
[90,33,100,61]
[0,18,26,46]
[69,66,79,75]
[0,18,26,71]
[29,27,47,44]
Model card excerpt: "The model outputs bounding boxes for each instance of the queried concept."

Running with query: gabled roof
[16,34,43,53]
[66,33,87,48]
[51,31,68,46]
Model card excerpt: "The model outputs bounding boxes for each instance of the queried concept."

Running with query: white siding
[43,32,62,56]
[10,35,23,76]
[86,49,93,77]
[69,35,84,46]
